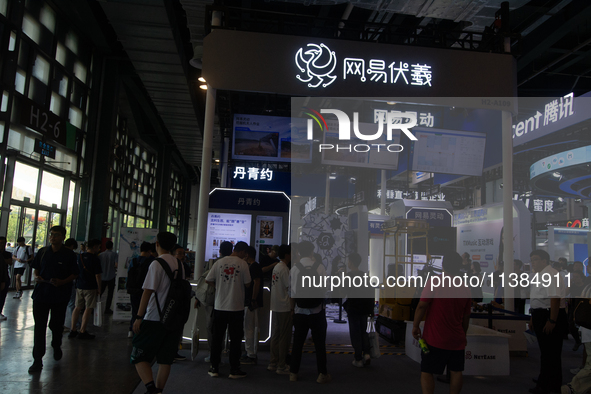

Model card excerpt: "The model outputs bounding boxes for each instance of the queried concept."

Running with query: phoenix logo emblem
[295,43,337,88]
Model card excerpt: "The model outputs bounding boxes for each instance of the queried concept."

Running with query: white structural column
[325,172,331,215]
[194,10,222,280]
[502,109,514,311]
[220,137,229,187]
[381,169,387,215]
[194,85,216,280]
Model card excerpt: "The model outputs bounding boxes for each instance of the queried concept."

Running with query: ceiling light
[329,172,337,180]
[190,45,203,69]
[214,159,220,163]
[557,197,564,202]
[552,172,561,178]
[199,84,207,90]
[198,77,206,83]
[386,101,397,105]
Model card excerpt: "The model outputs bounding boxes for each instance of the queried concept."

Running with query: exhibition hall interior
[1,0,591,393]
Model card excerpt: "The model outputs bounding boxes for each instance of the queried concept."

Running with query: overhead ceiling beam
[516,0,591,73]
[163,0,206,140]
[121,73,198,181]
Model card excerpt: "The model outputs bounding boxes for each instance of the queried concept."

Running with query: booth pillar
[195,84,216,279]
[325,172,331,215]
[221,137,229,187]
[195,9,222,279]
[502,109,514,310]
[381,170,387,215]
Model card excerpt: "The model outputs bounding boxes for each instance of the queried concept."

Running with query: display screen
[205,212,252,260]
[411,128,486,176]
[232,114,312,163]
[254,215,283,262]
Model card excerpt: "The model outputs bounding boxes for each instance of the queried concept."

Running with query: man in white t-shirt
[529,249,568,394]
[268,244,292,374]
[12,237,33,298]
[130,232,183,394]
[206,241,251,379]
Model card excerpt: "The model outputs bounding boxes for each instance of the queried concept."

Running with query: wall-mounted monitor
[411,128,486,176]
[205,212,252,260]
[232,114,312,163]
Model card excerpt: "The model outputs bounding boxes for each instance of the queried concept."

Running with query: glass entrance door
[1,159,74,290]
[6,206,62,289]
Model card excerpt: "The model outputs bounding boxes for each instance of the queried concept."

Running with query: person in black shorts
[12,236,34,298]
[412,253,472,394]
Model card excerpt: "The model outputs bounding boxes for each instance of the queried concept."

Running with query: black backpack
[154,258,192,332]
[127,257,151,295]
[16,245,31,260]
[294,261,325,309]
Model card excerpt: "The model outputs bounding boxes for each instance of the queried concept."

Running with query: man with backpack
[127,242,155,338]
[131,232,191,394]
[289,240,331,384]
[205,241,252,379]
[12,236,33,298]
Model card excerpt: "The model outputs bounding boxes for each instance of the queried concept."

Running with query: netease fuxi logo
[295,42,433,89]
[295,44,337,88]
[303,108,417,153]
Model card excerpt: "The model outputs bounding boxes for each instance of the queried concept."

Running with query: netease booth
[187,188,290,344]
[200,27,519,374]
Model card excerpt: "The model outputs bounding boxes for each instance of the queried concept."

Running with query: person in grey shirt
[99,240,118,315]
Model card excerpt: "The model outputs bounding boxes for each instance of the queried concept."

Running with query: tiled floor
[0,289,139,394]
[1,291,584,394]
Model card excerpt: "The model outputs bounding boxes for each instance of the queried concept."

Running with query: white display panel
[411,128,486,176]
[254,215,283,262]
[205,212,252,260]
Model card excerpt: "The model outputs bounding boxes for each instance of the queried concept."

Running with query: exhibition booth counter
[406,322,511,376]
[470,315,528,353]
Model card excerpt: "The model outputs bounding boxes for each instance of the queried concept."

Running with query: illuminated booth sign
[513,95,591,147]
[203,30,516,98]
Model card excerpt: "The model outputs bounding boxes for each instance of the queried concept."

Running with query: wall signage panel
[203,30,516,98]
[19,96,67,146]
[209,188,291,213]
[33,139,56,159]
